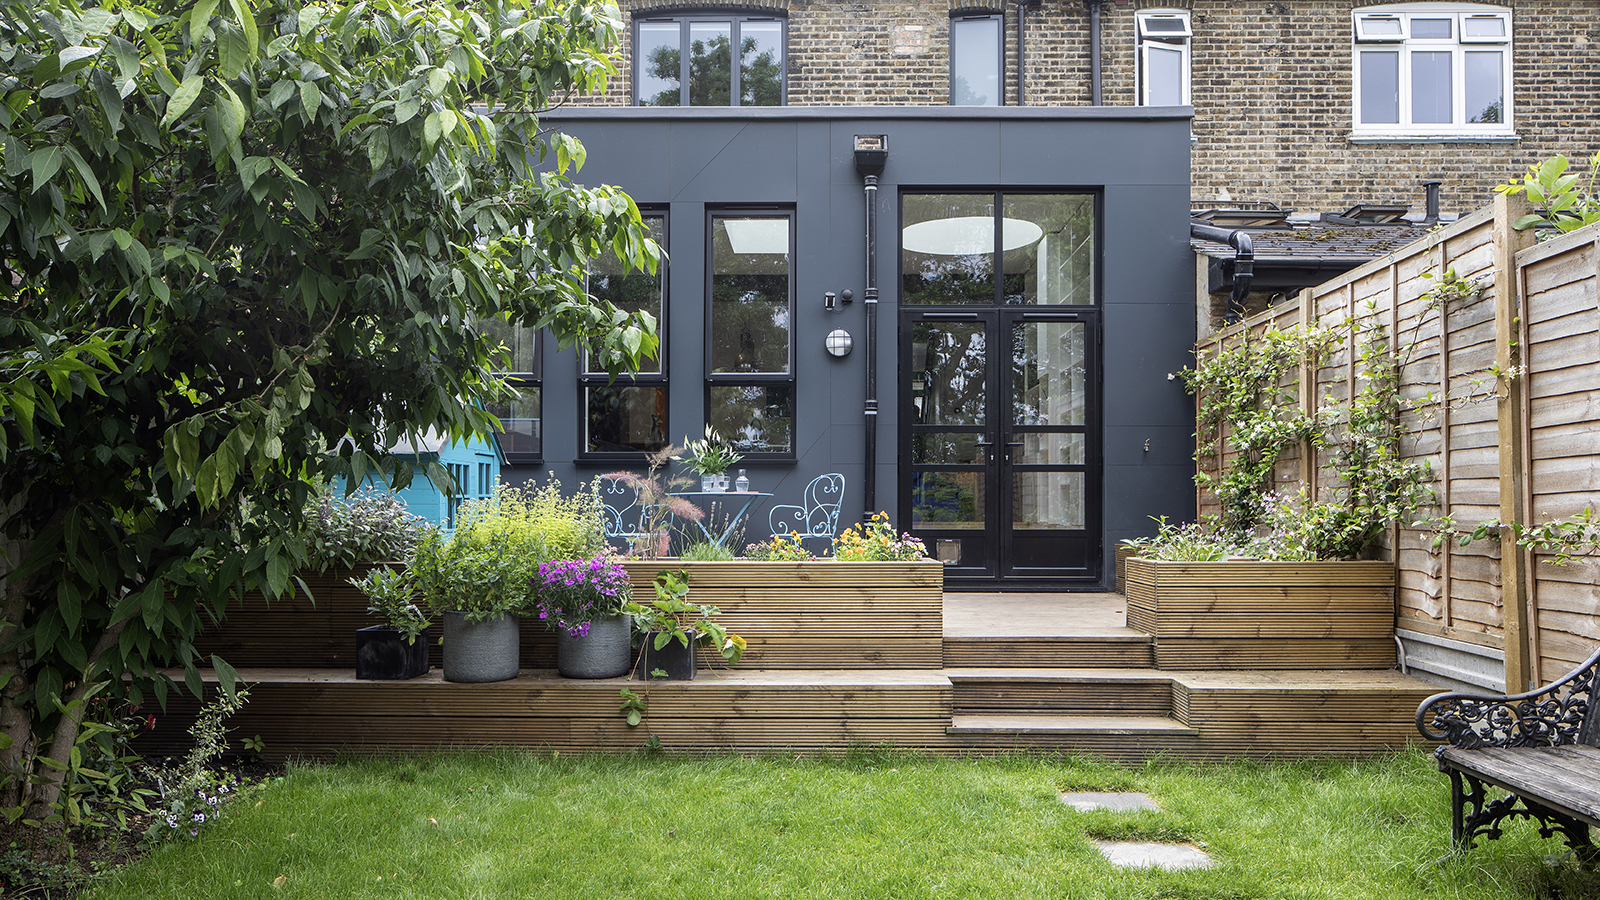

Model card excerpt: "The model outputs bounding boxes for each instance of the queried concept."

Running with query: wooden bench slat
[1439,745,1600,828]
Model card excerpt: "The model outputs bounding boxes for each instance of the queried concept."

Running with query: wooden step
[948,714,1196,736]
[942,636,1154,668]
[946,668,1173,717]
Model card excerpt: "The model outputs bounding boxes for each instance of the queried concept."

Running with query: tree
[0,0,659,824]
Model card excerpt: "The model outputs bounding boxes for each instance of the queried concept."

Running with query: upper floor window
[1352,4,1512,137]
[950,13,1003,106]
[1136,11,1191,106]
[635,14,785,106]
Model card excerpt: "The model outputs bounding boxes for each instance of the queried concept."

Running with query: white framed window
[1352,4,1512,138]
[1136,11,1191,107]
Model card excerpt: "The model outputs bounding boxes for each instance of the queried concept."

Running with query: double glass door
[901,309,1100,583]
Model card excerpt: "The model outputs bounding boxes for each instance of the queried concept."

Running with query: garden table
[669,491,773,549]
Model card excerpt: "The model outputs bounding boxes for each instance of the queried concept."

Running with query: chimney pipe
[1423,180,1442,224]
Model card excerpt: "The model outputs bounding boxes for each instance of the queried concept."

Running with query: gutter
[1190,220,1254,314]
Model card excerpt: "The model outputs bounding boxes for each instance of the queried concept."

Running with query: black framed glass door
[900,309,1100,583]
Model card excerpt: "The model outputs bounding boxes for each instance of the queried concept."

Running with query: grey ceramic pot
[556,613,633,678]
[441,611,520,683]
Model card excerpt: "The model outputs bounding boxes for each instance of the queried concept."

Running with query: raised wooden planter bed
[621,560,945,669]
[194,560,944,672]
[1123,557,1397,670]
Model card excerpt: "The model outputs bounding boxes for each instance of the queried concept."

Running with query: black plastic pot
[637,631,697,681]
[355,624,431,680]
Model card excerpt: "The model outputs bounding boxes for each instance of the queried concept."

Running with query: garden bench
[1415,642,1600,860]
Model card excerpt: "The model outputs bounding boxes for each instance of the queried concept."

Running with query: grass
[86,746,1600,900]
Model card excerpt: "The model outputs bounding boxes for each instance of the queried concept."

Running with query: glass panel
[911,322,986,426]
[1002,196,1095,306]
[710,216,790,374]
[1465,50,1503,123]
[1145,43,1184,106]
[587,215,664,373]
[1139,15,1189,37]
[482,318,537,375]
[902,194,995,305]
[912,471,984,528]
[488,388,541,457]
[1013,472,1084,529]
[1410,50,1453,124]
[637,22,682,107]
[1015,433,1085,465]
[1359,50,1399,124]
[1462,15,1507,40]
[913,432,985,465]
[585,385,666,453]
[950,16,1001,106]
[709,384,793,454]
[1411,17,1452,39]
[688,21,733,106]
[1012,321,1085,426]
[740,21,783,106]
[1357,16,1403,38]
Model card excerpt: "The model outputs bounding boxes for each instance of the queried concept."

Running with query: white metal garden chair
[768,473,846,554]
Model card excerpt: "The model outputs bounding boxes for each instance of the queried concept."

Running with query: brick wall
[563,0,1600,215]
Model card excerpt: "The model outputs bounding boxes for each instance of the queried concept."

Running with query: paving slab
[1058,791,1161,812]
[1092,840,1213,870]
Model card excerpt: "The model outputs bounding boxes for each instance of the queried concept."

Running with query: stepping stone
[1057,791,1161,812]
[1091,840,1213,870]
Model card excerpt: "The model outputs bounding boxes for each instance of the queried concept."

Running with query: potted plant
[349,566,431,680]
[533,553,634,678]
[683,426,742,493]
[624,569,745,681]
[410,477,609,682]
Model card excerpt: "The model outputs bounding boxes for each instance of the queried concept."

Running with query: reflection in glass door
[902,310,1098,582]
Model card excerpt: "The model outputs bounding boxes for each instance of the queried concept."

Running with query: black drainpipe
[1191,221,1255,317]
[1085,0,1104,105]
[854,139,889,521]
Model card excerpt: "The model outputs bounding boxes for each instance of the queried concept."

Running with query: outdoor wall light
[825,329,854,357]
[824,289,854,311]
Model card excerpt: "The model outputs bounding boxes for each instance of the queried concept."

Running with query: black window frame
[633,12,788,107]
[578,209,670,464]
[488,327,542,467]
[704,206,797,462]
[949,10,1005,107]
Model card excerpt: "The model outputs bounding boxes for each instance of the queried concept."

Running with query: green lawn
[87,747,1597,900]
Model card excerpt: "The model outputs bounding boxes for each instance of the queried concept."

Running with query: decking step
[943,636,1155,668]
[948,714,1196,737]
[946,667,1174,717]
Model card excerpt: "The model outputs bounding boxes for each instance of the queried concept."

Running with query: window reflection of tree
[710,385,792,453]
[643,32,782,107]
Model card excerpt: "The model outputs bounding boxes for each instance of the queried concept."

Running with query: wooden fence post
[1494,193,1536,693]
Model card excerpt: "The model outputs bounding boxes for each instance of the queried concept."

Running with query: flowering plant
[833,512,928,562]
[743,532,815,561]
[532,554,633,639]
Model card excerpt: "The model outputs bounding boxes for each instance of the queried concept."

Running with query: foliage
[833,512,929,562]
[617,688,647,727]
[1180,326,1334,535]
[605,445,702,559]
[1497,151,1600,234]
[303,487,432,572]
[622,570,744,666]
[0,0,661,823]
[144,687,249,846]
[531,553,631,639]
[348,567,427,645]
[410,479,606,622]
[742,532,814,561]
[679,540,736,561]
[682,425,742,476]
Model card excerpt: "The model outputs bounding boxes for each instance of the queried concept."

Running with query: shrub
[303,487,432,571]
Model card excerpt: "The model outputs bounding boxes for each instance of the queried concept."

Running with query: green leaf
[229,0,259,60]
[267,78,295,109]
[217,26,248,79]
[211,655,239,701]
[291,180,319,223]
[57,582,82,632]
[299,79,322,117]
[189,0,220,39]
[30,147,62,193]
[58,46,100,68]
[60,145,105,210]
[163,75,205,126]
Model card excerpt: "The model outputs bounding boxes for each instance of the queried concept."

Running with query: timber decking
[141,589,1445,762]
